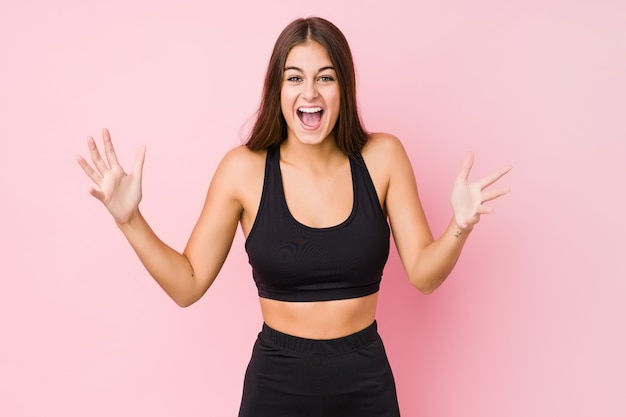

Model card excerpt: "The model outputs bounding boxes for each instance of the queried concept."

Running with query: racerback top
[245,146,390,302]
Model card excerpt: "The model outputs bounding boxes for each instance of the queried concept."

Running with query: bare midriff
[259,292,378,340]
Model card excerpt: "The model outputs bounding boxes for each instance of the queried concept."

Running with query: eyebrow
[284,66,336,73]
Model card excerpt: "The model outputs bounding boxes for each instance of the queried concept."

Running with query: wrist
[116,209,142,230]
[453,228,472,239]
[451,219,473,239]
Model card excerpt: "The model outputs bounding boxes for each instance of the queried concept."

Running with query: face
[281,41,340,146]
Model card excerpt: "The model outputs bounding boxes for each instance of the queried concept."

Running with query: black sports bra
[245,146,390,302]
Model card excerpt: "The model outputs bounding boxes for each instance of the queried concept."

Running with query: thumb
[132,146,146,179]
[456,151,474,183]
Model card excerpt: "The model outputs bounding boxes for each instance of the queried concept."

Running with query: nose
[302,80,319,100]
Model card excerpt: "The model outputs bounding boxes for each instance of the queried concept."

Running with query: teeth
[298,107,323,113]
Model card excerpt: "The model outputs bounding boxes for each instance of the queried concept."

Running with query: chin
[293,130,334,146]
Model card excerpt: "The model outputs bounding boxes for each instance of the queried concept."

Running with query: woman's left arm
[380,135,511,294]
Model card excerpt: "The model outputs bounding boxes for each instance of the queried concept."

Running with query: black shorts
[238,321,400,417]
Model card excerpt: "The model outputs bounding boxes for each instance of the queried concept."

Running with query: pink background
[1,0,625,416]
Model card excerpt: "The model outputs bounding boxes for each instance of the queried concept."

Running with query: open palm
[451,152,512,231]
[76,128,146,224]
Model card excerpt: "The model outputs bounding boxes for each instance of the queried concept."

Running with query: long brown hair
[245,17,368,156]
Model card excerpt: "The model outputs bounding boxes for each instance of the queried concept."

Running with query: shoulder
[362,132,409,162]
[210,145,266,198]
[220,145,266,168]
[361,132,411,176]
[215,145,266,180]
[358,133,413,207]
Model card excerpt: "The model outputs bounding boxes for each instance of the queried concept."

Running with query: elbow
[174,298,195,308]
[170,292,201,308]
[409,276,440,295]
[408,265,450,295]
[167,273,207,308]
[413,282,437,295]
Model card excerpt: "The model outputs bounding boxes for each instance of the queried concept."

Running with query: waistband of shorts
[259,320,379,356]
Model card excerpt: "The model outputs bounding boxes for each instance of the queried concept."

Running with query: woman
[77,17,511,416]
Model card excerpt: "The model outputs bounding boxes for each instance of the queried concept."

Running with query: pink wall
[1,0,624,416]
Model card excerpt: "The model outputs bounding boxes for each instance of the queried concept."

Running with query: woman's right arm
[77,128,242,307]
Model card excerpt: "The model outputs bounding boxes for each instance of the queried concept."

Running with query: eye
[286,75,302,83]
[318,75,335,82]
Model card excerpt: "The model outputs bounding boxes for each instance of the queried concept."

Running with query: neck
[280,138,346,173]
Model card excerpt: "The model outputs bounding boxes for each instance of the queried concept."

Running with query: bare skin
[77,42,511,340]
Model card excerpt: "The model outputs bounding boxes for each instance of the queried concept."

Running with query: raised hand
[76,128,146,224]
[450,152,512,231]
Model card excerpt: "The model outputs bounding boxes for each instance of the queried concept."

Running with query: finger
[102,128,120,167]
[88,187,105,202]
[477,165,512,190]
[481,186,511,203]
[476,204,494,215]
[76,155,102,186]
[87,136,110,175]
[456,152,474,183]
[132,146,146,179]
[457,217,477,230]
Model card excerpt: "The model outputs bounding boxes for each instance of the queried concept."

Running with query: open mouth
[297,107,324,128]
